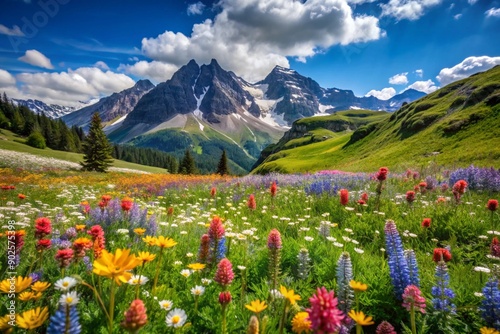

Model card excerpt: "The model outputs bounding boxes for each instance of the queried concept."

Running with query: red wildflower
[402,285,426,314]
[376,167,389,181]
[121,197,134,212]
[208,216,225,240]
[421,218,431,228]
[219,291,232,306]
[452,180,467,195]
[419,182,427,193]
[167,206,174,216]
[412,172,419,180]
[121,299,148,332]
[306,287,344,333]
[98,200,107,208]
[361,192,369,202]
[270,181,278,197]
[34,217,51,239]
[357,199,366,205]
[18,194,26,200]
[55,248,74,268]
[13,230,25,252]
[433,248,452,262]
[247,194,256,210]
[210,187,217,198]
[441,184,449,192]
[36,239,51,251]
[267,229,282,249]
[88,225,105,258]
[436,197,447,204]
[198,234,210,263]
[406,170,413,178]
[101,194,112,203]
[73,237,93,258]
[487,199,498,212]
[339,189,349,206]
[491,237,500,258]
[214,258,234,287]
[406,191,416,203]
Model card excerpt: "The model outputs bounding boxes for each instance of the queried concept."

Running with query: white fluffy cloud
[485,8,500,18]
[436,56,500,85]
[94,61,110,71]
[415,69,423,77]
[118,61,178,84]
[187,2,206,15]
[365,87,396,100]
[132,0,382,83]
[468,0,478,5]
[7,67,135,106]
[389,72,409,85]
[18,50,54,69]
[405,79,438,93]
[454,13,462,20]
[0,24,24,36]
[381,0,442,21]
[0,69,16,88]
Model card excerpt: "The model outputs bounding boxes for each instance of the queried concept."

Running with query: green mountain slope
[109,114,279,175]
[252,66,500,174]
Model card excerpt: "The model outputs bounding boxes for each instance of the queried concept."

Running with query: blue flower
[384,220,410,299]
[47,306,81,334]
[431,261,456,313]
[405,249,420,287]
[480,278,500,329]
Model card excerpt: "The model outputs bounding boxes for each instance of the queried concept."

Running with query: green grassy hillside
[253,66,500,174]
[0,129,167,173]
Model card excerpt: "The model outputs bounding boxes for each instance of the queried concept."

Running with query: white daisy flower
[59,291,79,306]
[159,299,173,311]
[191,285,205,296]
[54,277,78,292]
[166,308,187,328]
[128,275,149,285]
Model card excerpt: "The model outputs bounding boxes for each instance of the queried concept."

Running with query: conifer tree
[216,149,230,175]
[179,149,197,174]
[80,112,113,172]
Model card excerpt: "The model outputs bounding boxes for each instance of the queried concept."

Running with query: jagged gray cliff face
[62,79,154,130]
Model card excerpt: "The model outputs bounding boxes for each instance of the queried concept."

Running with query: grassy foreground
[0,166,499,333]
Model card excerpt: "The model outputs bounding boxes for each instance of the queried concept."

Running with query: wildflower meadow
[0,165,500,333]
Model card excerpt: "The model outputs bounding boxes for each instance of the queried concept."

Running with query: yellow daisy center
[172,315,180,324]
[66,297,73,303]
[63,282,69,287]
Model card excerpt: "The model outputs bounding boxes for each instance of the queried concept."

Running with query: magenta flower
[214,258,234,287]
[267,229,282,249]
[402,285,426,314]
[306,287,344,333]
[208,216,225,240]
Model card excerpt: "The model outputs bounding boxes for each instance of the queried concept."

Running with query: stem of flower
[65,305,71,333]
[278,300,288,334]
[153,247,164,295]
[221,304,227,334]
[109,280,116,334]
[410,304,416,334]
[356,323,362,334]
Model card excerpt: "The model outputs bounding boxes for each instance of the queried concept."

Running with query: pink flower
[267,229,282,249]
[121,299,147,331]
[219,291,232,306]
[402,285,426,314]
[376,321,397,334]
[55,248,74,269]
[491,237,500,258]
[214,258,234,287]
[208,216,225,240]
[406,191,416,203]
[306,287,344,333]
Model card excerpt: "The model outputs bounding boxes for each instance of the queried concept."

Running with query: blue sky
[0,0,499,106]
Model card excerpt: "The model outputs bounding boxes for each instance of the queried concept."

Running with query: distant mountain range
[12,99,82,119]
[252,65,500,174]
[55,58,426,173]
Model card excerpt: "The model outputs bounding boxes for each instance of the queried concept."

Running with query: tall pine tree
[80,113,113,172]
[216,149,230,175]
[179,149,197,174]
